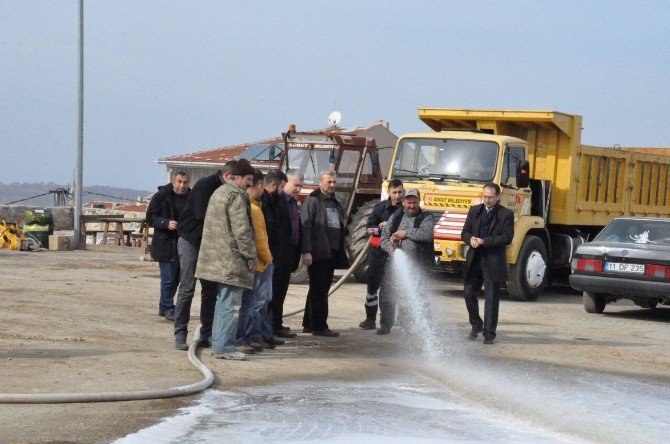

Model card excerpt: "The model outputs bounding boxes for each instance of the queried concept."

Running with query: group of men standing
[147,163,348,360]
[148,163,515,353]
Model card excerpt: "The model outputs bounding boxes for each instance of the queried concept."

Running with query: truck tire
[583,291,606,313]
[507,235,547,301]
[346,201,377,283]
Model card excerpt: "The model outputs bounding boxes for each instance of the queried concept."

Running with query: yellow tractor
[0,221,28,250]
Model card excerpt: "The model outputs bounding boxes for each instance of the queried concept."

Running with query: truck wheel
[507,235,547,301]
[583,291,606,313]
[346,201,377,283]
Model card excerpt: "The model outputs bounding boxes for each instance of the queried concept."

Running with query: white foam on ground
[115,378,582,443]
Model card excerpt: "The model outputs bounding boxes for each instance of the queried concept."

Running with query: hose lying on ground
[283,238,370,318]
[0,326,214,404]
[0,240,370,403]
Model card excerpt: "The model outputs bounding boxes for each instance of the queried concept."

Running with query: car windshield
[285,148,332,185]
[596,219,670,245]
[393,138,498,181]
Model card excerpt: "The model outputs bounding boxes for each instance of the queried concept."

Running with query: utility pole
[73,0,84,248]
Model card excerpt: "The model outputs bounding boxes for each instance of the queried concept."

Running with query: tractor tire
[507,235,548,301]
[346,200,377,283]
[583,291,606,313]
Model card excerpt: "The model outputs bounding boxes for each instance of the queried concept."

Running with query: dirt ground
[0,248,668,442]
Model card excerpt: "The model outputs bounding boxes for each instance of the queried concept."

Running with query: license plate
[605,262,645,274]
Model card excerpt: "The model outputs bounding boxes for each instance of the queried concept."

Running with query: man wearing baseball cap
[378,188,435,335]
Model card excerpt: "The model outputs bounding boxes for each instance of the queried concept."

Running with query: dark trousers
[303,257,336,331]
[463,255,501,339]
[174,237,217,341]
[364,247,387,320]
[269,263,292,333]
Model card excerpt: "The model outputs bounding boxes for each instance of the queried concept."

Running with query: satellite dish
[328,111,342,127]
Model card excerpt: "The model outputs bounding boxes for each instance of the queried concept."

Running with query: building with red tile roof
[157,120,397,184]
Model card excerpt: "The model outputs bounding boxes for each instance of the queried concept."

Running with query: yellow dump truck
[384,108,670,300]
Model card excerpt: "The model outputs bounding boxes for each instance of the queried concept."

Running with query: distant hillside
[0,182,151,207]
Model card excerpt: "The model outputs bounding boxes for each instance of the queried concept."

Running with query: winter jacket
[250,196,273,272]
[461,203,514,282]
[300,188,349,267]
[178,171,224,248]
[146,183,189,262]
[195,182,257,289]
[380,208,435,267]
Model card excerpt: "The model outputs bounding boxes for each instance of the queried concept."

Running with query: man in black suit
[461,183,514,344]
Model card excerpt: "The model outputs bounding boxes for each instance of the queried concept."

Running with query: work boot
[302,326,312,334]
[312,328,340,337]
[262,336,282,347]
[260,338,276,349]
[249,340,265,352]
[377,325,391,335]
[164,309,176,321]
[174,337,188,351]
[468,327,482,341]
[359,318,376,330]
[275,330,297,338]
[199,338,212,348]
[483,337,495,345]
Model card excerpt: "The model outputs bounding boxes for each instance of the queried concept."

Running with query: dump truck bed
[418,108,670,226]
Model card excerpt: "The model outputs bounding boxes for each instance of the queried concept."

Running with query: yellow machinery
[385,108,670,300]
[0,221,28,250]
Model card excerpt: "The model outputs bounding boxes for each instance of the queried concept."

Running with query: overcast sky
[1,1,669,190]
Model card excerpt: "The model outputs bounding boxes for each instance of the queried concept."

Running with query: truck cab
[388,130,532,263]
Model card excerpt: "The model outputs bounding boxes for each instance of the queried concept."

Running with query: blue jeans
[159,259,180,313]
[212,283,244,354]
[237,264,274,344]
[259,266,274,339]
[237,272,261,345]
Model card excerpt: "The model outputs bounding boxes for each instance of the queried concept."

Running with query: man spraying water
[378,189,435,336]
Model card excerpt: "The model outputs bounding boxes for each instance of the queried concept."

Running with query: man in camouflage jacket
[196,159,257,360]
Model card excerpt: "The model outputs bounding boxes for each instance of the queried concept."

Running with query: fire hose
[0,326,213,404]
[0,239,371,404]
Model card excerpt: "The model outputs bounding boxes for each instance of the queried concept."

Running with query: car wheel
[635,299,658,309]
[583,291,606,313]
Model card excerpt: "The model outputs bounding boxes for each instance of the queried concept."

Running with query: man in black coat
[460,182,514,344]
[173,161,236,350]
[146,172,190,321]
[359,178,404,330]
[260,169,299,341]
[300,170,349,337]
